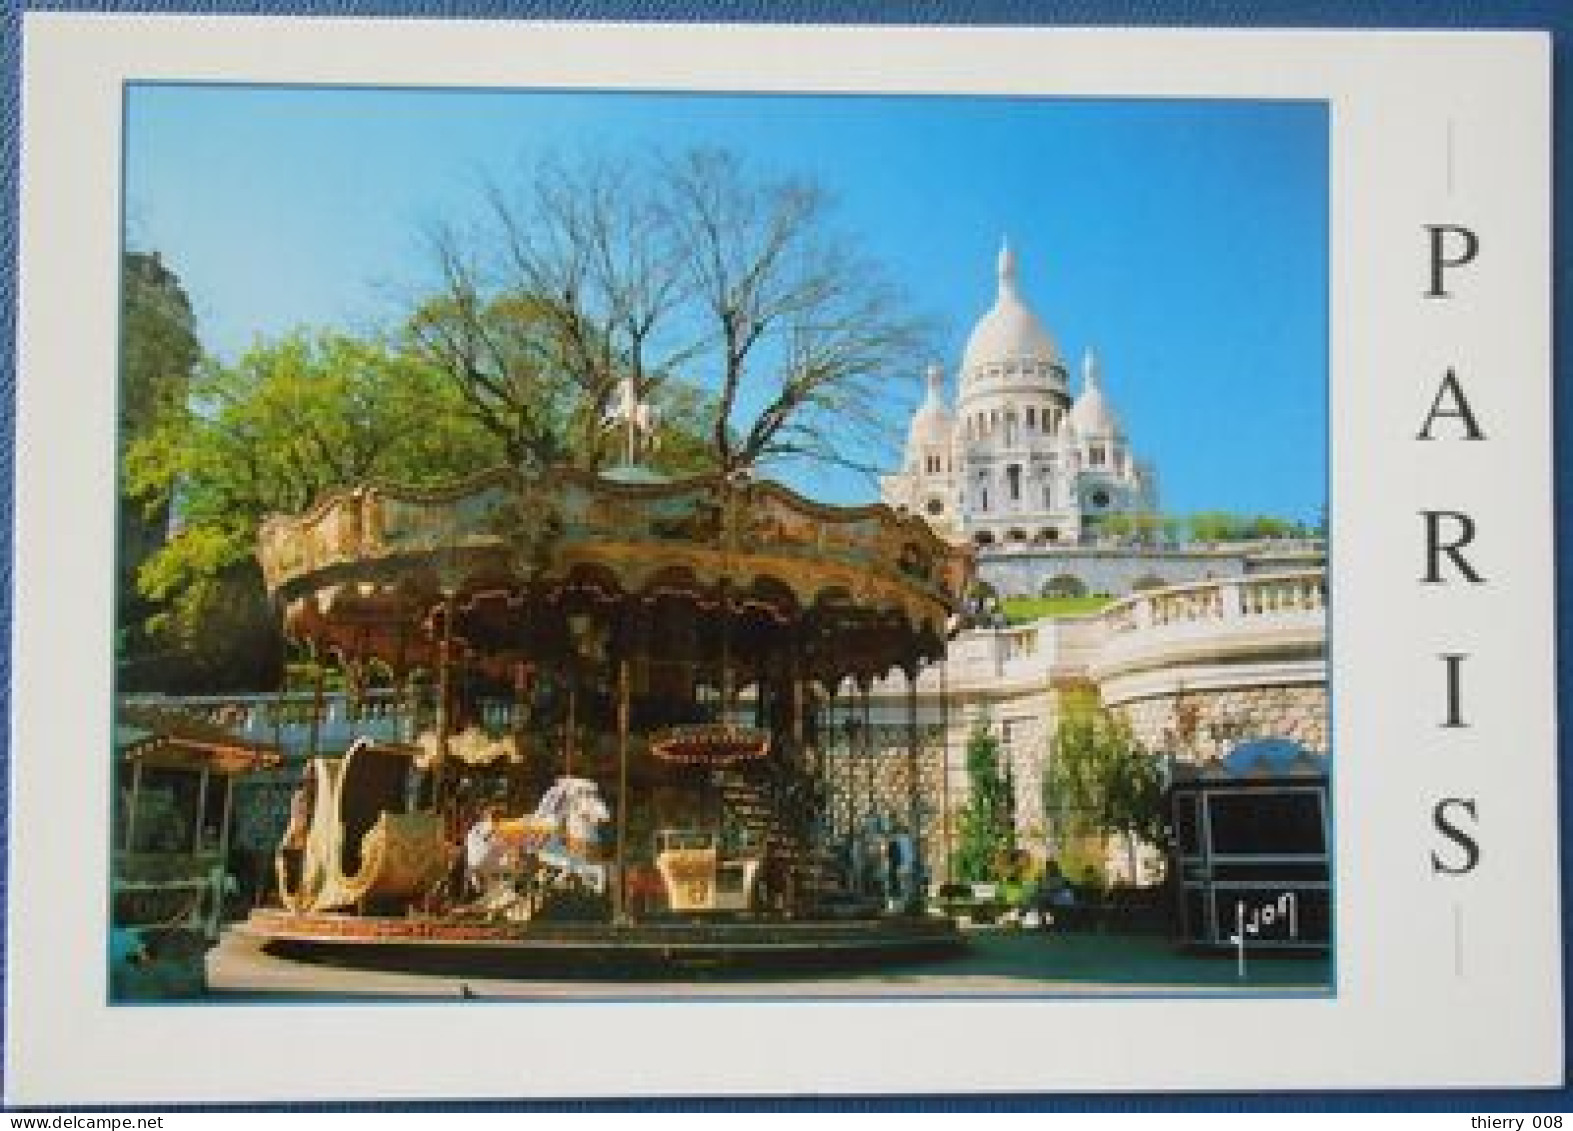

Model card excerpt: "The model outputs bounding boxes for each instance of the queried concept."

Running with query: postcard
[6,14,1558,1104]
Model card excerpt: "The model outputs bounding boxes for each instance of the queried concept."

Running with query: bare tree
[414,147,928,479]
[484,155,702,462]
[660,149,926,477]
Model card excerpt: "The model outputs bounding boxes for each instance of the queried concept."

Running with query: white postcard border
[8,15,1559,1103]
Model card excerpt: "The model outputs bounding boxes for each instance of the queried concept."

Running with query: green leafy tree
[1129,510,1162,544]
[955,723,1015,882]
[1098,512,1132,540]
[1044,692,1168,884]
[643,380,730,477]
[1243,513,1298,540]
[123,331,506,689]
[1185,510,1242,544]
[1184,510,1314,546]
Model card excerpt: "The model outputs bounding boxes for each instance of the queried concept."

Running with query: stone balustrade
[1104,570,1325,633]
[1091,569,1327,712]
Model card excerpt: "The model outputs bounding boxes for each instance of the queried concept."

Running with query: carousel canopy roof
[258,465,973,684]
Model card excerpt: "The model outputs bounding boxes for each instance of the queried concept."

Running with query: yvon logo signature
[1229,891,1299,979]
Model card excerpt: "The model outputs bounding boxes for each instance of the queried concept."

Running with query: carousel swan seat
[280,809,449,913]
[345,811,450,902]
[278,739,450,914]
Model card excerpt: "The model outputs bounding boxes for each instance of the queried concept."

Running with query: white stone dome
[1070,349,1121,437]
[908,362,954,447]
[959,241,1063,395]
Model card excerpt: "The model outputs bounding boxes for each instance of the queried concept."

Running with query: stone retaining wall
[1110,684,1329,763]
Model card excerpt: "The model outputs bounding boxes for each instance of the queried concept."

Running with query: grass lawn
[1002,596,1115,623]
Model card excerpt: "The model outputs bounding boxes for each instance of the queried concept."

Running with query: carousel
[237,442,972,971]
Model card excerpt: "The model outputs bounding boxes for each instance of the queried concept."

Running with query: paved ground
[206,926,1332,1001]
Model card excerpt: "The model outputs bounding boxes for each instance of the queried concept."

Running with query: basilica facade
[881,242,1158,550]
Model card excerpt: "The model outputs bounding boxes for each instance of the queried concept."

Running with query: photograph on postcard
[109,84,1332,1002]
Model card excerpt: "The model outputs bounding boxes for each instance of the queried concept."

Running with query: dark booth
[1167,739,1331,951]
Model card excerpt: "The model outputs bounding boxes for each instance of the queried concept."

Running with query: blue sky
[125,86,1327,521]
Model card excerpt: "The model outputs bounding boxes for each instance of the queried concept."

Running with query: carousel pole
[862,677,875,834]
[719,578,734,717]
[347,626,369,722]
[941,655,953,885]
[218,772,235,865]
[789,643,806,914]
[614,649,632,927]
[194,765,211,852]
[510,659,531,810]
[825,680,839,841]
[906,662,923,907]
[754,655,767,729]
[564,676,577,778]
[307,653,326,762]
[860,677,873,895]
[433,593,455,809]
[716,576,735,840]
[394,609,411,743]
[271,648,285,767]
[842,680,856,851]
[791,649,806,753]
[849,680,860,848]
[262,633,287,907]
[124,761,143,852]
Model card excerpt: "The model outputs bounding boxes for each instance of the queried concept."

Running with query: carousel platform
[235,908,965,977]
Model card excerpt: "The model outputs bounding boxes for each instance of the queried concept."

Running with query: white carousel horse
[532,777,612,894]
[468,776,612,897]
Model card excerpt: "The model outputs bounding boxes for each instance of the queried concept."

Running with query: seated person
[1042,859,1076,907]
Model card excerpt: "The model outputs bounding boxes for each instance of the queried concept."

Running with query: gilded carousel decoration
[245,458,971,958]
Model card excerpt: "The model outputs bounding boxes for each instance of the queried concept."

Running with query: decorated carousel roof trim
[260,463,960,535]
[257,460,972,682]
